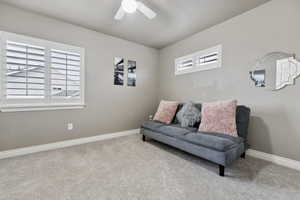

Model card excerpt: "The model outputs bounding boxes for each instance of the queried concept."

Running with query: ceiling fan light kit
[115,0,157,20]
[122,0,138,13]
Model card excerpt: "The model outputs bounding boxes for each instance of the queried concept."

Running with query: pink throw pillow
[199,100,238,137]
[153,100,179,124]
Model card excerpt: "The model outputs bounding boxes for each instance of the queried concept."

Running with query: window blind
[50,50,81,98]
[177,59,193,71]
[5,41,45,98]
[0,31,85,111]
[175,45,222,75]
[197,52,218,66]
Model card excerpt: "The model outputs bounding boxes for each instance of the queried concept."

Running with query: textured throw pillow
[153,100,179,124]
[199,99,238,137]
[176,101,201,127]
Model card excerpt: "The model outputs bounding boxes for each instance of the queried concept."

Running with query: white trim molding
[0,103,86,112]
[247,149,300,171]
[2,133,299,173]
[0,129,140,160]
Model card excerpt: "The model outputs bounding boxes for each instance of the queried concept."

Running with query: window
[5,41,46,99]
[50,50,81,98]
[175,45,222,75]
[0,31,85,112]
[176,56,194,71]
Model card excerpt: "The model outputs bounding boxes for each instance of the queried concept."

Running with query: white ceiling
[0,0,270,49]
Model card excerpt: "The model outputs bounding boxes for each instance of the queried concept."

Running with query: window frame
[175,45,222,75]
[0,31,85,112]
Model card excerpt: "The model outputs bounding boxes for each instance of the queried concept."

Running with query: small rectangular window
[197,53,218,65]
[175,45,222,75]
[179,59,193,70]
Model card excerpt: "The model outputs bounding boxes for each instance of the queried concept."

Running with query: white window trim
[175,44,222,75]
[0,103,86,112]
[0,31,85,112]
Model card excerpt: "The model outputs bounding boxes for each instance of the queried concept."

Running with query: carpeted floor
[0,134,300,200]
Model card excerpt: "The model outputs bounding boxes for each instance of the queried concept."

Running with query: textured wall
[1,0,300,162]
[159,0,300,161]
[0,4,159,151]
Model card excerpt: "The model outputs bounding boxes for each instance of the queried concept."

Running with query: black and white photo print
[127,60,136,87]
[114,57,124,86]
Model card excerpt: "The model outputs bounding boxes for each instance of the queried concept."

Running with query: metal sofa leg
[219,165,225,177]
[142,135,146,142]
[241,152,246,159]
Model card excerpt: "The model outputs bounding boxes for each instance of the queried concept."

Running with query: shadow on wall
[194,80,225,101]
[248,116,272,153]
[167,79,228,102]
[247,104,297,160]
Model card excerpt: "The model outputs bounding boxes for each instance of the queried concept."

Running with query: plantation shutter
[0,31,85,111]
[196,52,219,66]
[50,50,81,98]
[178,58,194,70]
[175,45,222,75]
[4,41,45,99]
[175,55,194,75]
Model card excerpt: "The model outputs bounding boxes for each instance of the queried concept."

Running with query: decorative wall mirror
[250,52,300,90]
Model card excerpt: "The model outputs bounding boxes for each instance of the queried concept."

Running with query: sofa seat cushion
[181,132,244,152]
[142,121,165,130]
[141,121,243,152]
[142,121,196,138]
[156,124,199,138]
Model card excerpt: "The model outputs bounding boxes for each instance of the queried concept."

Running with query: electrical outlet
[67,123,73,131]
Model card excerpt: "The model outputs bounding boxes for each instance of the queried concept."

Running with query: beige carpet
[0,134,300,200]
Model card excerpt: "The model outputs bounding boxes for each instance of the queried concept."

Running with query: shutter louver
[50,50,81,98]
[175,45,222,75]
[197,52,218,66]
[5,41,45,98]
[178,59,193,70]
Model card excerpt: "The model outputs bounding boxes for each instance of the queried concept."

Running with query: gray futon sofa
[140,103,251,176]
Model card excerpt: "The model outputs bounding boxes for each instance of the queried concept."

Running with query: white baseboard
[0,129,140,160]
[2,132,299,172]
[247,149,300,171]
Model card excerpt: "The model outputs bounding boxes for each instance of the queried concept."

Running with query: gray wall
[159,0,300,161]
[1,0,299,163]
[0,4,159,151]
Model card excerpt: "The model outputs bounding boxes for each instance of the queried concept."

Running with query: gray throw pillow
[176,101,201,127]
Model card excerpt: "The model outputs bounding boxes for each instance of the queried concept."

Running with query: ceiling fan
[114,0,157,20]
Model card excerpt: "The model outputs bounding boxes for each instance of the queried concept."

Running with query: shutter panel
[175,55,194,74]
[50,49,81,98]
[175,45,222,75]
[5,41,45,98]
[197,52,218,66]
[178,58,193,70]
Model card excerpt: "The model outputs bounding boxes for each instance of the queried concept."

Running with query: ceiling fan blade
[137,2,156,19]
[114,6,125,20]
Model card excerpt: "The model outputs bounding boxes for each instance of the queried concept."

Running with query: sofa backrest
[235,105,251,141]
[173,103,251,140]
